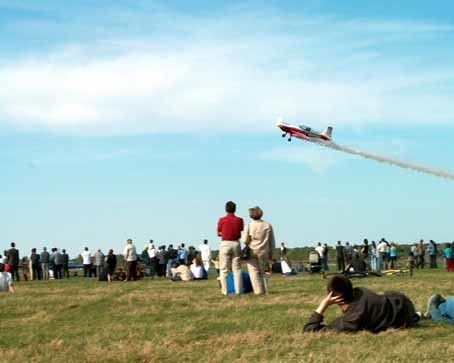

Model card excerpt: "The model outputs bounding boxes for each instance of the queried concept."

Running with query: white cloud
[1,8,454,135]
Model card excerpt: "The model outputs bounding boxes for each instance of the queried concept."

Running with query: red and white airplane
[277,118,333,142]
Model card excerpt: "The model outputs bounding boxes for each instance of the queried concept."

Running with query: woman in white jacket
[243,206,276,295]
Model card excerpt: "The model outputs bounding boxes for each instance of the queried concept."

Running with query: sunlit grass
[1,268,454,362]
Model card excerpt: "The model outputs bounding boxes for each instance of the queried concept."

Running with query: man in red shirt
[217,201,244,295]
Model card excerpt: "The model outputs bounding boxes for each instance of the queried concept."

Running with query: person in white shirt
[376,239,388,271]
[281,258,297,276]
[147,241,158,278]
[315,242,325,259]
[190,256,207,280]
[198,239,211,274]
[123,239,138,281]
[81,247,92,278]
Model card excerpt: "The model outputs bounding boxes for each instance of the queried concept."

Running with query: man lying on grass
[304,275,420,333]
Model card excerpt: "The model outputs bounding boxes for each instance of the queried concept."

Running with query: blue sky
[2,1,454,257]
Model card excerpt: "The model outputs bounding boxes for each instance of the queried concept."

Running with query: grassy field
[1,267,454,363]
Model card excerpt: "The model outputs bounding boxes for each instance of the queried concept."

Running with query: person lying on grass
[304,275,420,333]
[425,294,454,324]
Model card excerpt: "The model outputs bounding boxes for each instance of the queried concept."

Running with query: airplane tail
[323,126,333,138]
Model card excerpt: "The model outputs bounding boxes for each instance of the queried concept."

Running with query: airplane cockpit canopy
[299,125,311,132]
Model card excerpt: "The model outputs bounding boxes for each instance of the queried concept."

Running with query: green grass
[1,268,454,363]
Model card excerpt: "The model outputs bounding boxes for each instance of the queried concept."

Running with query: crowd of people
[2,200,454,301]
[311,237,453,274]
[3,200,454,334]
[0,243,71,283]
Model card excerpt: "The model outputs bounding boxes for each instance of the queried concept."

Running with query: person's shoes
[425,294,446,318]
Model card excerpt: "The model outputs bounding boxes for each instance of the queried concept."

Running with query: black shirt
[304,287,419,333]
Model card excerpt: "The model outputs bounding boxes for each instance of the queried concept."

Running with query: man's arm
[303,311,326,332]
[243,224,251,245]
[304,292,345,332]
[217,218,223,237]
[267,225,276,260]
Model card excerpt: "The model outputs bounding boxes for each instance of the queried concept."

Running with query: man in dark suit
[7,242,20,281]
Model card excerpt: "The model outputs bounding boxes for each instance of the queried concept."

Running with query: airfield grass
[1,268,454,363]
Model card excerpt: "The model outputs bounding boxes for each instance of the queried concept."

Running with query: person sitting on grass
[0,263,15,293]
[170,262,194,281]
[281,257,297,276]
[342,253,368,277]
[190,256,207,280]
[304,275,420,333]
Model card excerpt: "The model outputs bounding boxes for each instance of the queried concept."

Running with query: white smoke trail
[309,139,454,180]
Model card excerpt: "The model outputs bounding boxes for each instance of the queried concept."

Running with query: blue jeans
[377,253,385,271]
[370,255,377,271]
[431,297,454,324]
[167,259,176,277]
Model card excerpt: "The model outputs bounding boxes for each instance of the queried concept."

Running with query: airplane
[276,118,333,142]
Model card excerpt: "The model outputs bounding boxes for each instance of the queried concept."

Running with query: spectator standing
[344,242,353,266]
[62,249,70,278]
[48,248,56,279]
[187,246,197,266]
[443,243,454,271]
[408,252,416,276]
[178,244,188,265]
[280,242,287,260]
[53,248,63,279]
[147,241,158,278]
[376,239,387,271]
[389,243,398,269]
[361,239,369,261]
[217,201,243,295]
[166,244,178,277]
[157,246,167,277]
[243,206,276,295]
[335,241,345,272]
[315,243,324,260]
[94,249,105,277]
[199,239,212,275]
[105,249,117,282]
[40,247,50,280]
[29,248,41,280]
[322,243,329,271]
[443,243,453,259]
[7,242,20,281]
[370,241,377,271]
[428,240,438,268]
[123,239,138,281]
[81,247,92,277]
[417,239,426,269]
[383,240,391,270]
